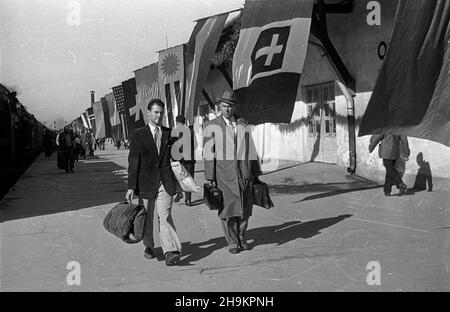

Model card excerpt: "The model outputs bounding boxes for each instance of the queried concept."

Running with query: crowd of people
[51,127,129,174]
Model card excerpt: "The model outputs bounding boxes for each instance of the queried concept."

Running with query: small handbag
[253,179,274,209]
[203,183,223,210]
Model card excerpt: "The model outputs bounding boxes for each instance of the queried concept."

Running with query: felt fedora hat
[217,90,237,106]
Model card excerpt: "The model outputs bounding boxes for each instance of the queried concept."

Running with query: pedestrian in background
[73,134,82,162]
[58,126,75,173]
[173,115,196,206]
[369,134,409,196]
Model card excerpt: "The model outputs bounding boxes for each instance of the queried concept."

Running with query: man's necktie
[231,122,237,145]
[154,127,160,153]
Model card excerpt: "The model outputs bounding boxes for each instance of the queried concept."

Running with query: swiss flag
[233,0,314,125]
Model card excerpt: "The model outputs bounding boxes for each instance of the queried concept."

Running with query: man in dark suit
[203,91,261,254]
[369,134,409,196]
[126,99,181,266]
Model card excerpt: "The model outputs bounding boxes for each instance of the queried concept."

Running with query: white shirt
[148,123,161,150]
[222,116,236,134]
[148,123,161,137]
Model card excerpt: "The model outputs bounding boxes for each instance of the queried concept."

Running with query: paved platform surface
[1,144,449,292]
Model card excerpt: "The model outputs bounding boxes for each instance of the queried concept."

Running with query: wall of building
[198,0,450,188]
[327,0,450,190]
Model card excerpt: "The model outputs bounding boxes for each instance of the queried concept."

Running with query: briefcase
[253,179,274,209]
[103,201,146,244]
[203,183,223,210]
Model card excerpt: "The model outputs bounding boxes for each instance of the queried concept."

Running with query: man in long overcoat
[203,91,261,254]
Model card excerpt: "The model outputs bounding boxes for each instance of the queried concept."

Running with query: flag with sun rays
[158,44,185,128]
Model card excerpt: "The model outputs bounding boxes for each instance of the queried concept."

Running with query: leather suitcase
[253,179,274,209]
[203,183,223,210]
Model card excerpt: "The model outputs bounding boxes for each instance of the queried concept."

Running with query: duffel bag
[103,201,146,244]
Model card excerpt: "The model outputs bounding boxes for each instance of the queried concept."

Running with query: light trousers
[142,184,182,255]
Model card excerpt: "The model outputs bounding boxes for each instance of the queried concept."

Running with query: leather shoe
[144,247,155,259]
[240,241,252,250]
[165,251,180,266]
[185,200,192,207]
[174,193,183,203]
[398,183,407,196]
[228,247,240,254]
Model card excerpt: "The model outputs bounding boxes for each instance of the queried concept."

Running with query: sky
[0,0,243,126]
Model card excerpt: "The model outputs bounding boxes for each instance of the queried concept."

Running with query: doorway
[305,81,337,163]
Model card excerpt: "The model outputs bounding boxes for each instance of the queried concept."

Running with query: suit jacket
[128,125,177,198]
[369,134,410,160]
[203,115,261,219]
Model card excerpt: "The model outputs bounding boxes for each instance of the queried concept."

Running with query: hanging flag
[358,0,450,146]
[87,107,96,135]
[133,63,160,125]
[158,44,185,128]
[184,12,229,125]
[81,111,90,129]
[76,116,83,131]
[122,77,143,136]
[233,0,314,125]
[106,92,122,140]
[93,100,106,139]
[112,84,126,115]
[100,96,112,138]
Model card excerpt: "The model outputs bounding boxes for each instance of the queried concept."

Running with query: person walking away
[369,134,409,196]
[126,99,182,266]
[58,126,75,173]
[116,138,121,150]
[73,134,82,161]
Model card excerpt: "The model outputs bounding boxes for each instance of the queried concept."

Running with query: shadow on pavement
[266,177,382,202]
[176,214,352,266]
[0,157,128,223]
[295,185,383,202]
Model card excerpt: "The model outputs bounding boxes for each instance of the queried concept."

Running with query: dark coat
[203,115,261,219]
[128,125,177,199]
[58,131,75,150]
[369,134,410,160]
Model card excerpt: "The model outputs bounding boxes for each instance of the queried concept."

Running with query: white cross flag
[233,0,314,124]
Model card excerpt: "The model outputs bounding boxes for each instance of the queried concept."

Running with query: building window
[305,82,336,137]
